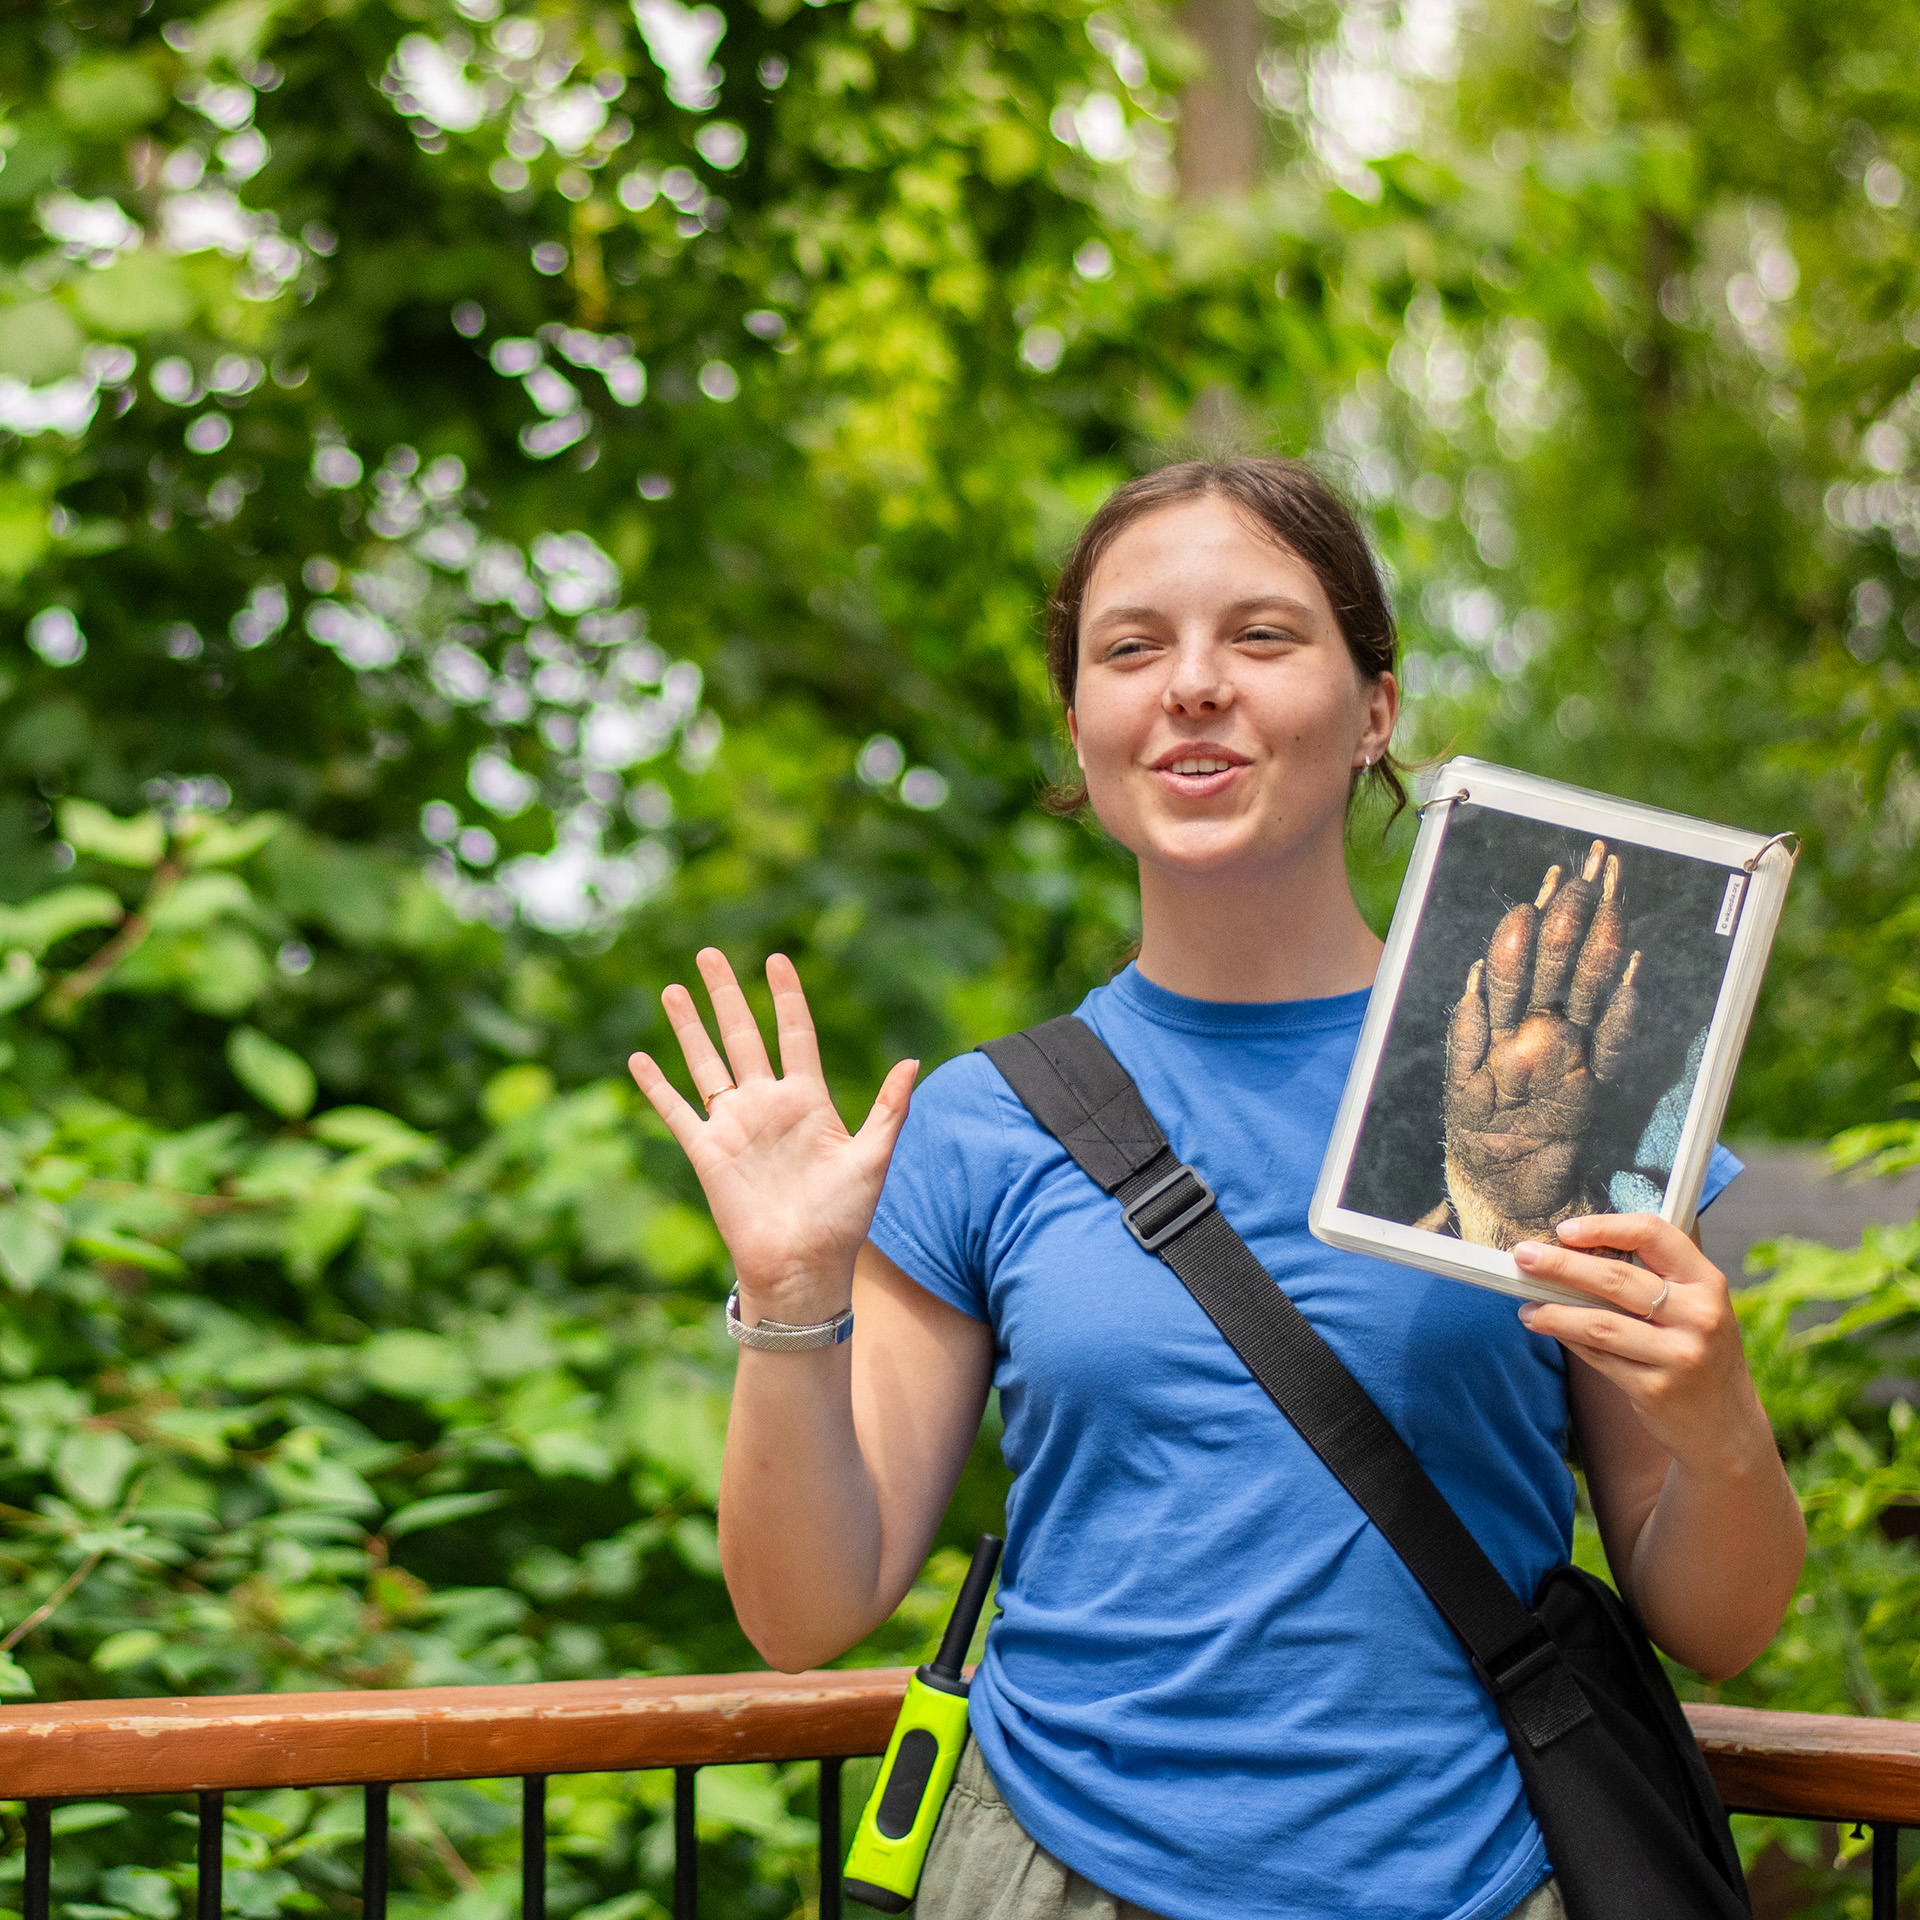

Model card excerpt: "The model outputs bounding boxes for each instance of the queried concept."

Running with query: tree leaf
[636,1204,724,1283]
[670,1514,722,1575]
[147,872,254,935]
[176,811,286,870]
[0,950,42,1014]
[0,1201,64,1290]
[72,250,194,335]
[384,1490,511,1539]
[308,1106,436,1160]
[359,1330,479,1403]
[481,1063,554,1126]
[226,1027,316,1120]
[55,1426,137,1510]
[173,930,271,1017]
[0,886,123,957]
[0,481,49,579]
[99,1865,178,1918]
[57,800,167,869]
[49,1804,129,1835]
[69,1229,186,1276]
[0,300,84,382]
[51,56,166,135]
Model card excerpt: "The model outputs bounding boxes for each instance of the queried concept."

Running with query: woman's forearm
[718,1245,997,1672]
[1620,1405,1806,1682]
[1533,1218,1806,1682]
[719,1341,890,1670]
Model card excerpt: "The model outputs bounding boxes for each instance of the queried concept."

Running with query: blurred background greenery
[1,0,1919,1910]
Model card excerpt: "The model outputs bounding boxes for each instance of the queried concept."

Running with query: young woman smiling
[628,458,1805,1920]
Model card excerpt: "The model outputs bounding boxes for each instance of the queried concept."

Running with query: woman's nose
[1162,641,1233,715]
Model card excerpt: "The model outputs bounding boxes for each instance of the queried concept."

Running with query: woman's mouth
[1153,753,1247,797]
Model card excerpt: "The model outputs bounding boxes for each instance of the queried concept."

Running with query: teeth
[1170,759,1232,775]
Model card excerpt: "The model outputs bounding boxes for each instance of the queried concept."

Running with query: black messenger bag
[979,1016,1750,1920]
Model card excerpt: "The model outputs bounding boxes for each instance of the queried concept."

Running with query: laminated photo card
[1310,757,1798,1309]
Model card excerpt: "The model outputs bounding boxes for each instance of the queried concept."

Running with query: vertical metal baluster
[363,1783,390,1920]
[522,1775,546,1920]
[197,1792,223,1920]
[673,1767,697,1920]
[1873,1823,1900,1920]
[817,1758,843,1920]
[22,1799,50,1920]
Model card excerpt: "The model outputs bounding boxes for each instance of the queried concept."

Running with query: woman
[627,458,1805,1920]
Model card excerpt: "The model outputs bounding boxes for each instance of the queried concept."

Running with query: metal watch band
[725,1291,854,1350]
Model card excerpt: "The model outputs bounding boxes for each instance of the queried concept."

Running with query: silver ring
[701,1081,736,1114]
[1643,1278,1670,1321]
[1742,831,1799,875]
[1415,787,1471,820]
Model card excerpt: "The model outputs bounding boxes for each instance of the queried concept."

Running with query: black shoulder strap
[980,1015,1592,1754]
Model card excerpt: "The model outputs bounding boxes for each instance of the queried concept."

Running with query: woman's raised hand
[627,949,918,1323]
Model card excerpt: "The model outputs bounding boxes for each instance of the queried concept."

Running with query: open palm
[1443,840,1640,1250]
[628,950,918,1318]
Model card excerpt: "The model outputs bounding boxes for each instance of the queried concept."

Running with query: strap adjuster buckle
[1121,1163,1216,1252]
[1475,1627,1558,1701]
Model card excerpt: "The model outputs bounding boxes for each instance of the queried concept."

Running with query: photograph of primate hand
[1343,809,1740,1246]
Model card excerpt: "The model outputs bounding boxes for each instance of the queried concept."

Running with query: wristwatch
[725,1290,854,1350]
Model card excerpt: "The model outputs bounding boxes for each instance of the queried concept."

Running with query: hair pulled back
[1042,456,1406,824]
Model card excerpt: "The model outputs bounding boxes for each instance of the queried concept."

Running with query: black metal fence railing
[34,1760,845,1920]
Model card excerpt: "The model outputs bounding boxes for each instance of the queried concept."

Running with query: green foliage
[1674,1155,1920,1916]
[0,826,871,1913]
[1345,0,1920,1138]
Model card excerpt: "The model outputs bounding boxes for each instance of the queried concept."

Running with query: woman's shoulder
[872,1048,1031,1311]
[918,1043,1015,1100]
[895,1047,1024,1163]
[881,1032,1095,1219]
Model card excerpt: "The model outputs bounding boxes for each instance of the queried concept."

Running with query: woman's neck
[1132,835,1384,1004]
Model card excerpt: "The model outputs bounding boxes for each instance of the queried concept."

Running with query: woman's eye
[1240,625,1293,646]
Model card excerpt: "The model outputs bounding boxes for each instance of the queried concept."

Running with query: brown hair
[1041,456,1406,824]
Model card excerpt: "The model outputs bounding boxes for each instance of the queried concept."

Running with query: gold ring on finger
[1643,1278,1670,1321]
[701,1081,737,1114]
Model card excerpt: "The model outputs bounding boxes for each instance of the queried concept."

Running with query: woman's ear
[1362,671,1398,763]
[1066,706,1082,768]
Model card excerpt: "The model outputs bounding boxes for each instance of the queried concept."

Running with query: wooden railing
[1,1678,1916,1917]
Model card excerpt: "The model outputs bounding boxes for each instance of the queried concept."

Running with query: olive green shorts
[911,1740,1566,1920]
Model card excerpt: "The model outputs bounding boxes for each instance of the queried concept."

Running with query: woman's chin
[1128,808,1349,880]
[1135,826,1284,878]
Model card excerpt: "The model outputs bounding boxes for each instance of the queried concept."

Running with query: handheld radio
[842,1533,1003,1914]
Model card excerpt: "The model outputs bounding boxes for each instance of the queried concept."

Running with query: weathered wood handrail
[1689,1702,1920,1826]
[3,1684,1918,1920]
[0,1669,908,1800]
[0,1675,1917,1829]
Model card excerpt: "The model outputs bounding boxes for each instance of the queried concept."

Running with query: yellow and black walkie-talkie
[842,1534,1003,1913]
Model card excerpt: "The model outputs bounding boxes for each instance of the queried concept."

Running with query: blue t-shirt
[870,965,1740,1920]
